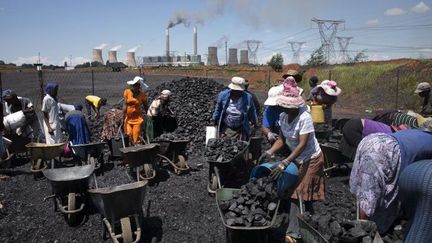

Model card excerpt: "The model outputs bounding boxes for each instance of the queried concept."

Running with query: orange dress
[123,89,147,144]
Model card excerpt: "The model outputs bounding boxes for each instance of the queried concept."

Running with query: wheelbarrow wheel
[67,192,76,225]
[143,163,153,179]
[175,155,187,174]
[210,174,218,191]
[120,217,133,243]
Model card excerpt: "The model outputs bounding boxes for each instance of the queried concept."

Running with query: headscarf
[276,77,305,108]
[2,89,16,99]
[45,83,59,100]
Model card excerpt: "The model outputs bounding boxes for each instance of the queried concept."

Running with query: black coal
[205,137,248,162]
[220,177,279,227]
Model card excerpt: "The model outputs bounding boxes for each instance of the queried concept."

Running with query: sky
[0,0,431,66]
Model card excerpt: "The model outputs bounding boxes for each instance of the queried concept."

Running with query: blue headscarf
[45,83,59,99]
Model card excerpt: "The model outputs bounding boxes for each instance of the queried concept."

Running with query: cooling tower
[166,28,170,57]
[240,50,249,64]
[193,26,197,55]
[127,52,136,67]
[108,50,118,63]
[228,48,238,65]
[92,49,104,64]
[207,46,219,65]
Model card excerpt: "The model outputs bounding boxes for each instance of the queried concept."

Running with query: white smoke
[212,35,229,48]
[110,45,122,51]
[167,0,227,28]
[128,45,141,52]
[94,43,108,49]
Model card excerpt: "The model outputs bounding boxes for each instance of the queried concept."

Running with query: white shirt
[41,94,60,128]
[279,110,321,163]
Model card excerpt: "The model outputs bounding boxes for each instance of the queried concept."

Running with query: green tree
[305,47,327,66]
[267,53,284,71]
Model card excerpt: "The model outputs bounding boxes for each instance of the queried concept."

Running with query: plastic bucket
[206,126,217,145]
[311,105,325,124]
[58,103,76,113]
[3,111,26,131]
[250,162,298,195]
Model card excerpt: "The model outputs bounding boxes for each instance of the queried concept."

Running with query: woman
[147,90,177,138]
[65,107,90,145]
[42,83,62,144]
[213,77,257,140]
[263,77,324,242]
[85,95,107,118]
[309,80,342,125]
[350,120,432,234]
[123,76,148,145]
[340,118,397,161]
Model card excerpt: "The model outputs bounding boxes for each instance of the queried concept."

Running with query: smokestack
[127,52,136,67]
[166,28,170,57]
[240,50,249,64]
[193,26,197,55]
[92,49,104,64]
[108,50,118,63]
[207,46,219,65]
[228,48,238,65]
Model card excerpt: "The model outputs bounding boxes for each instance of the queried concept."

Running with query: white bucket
[58,103,75,113]
[3,111,26,131]
[206,126,217,145]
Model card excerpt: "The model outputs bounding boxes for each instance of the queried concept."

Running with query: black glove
[258,150,274,164]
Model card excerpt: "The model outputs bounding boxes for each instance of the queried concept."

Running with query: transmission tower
[287,41,306,64]
[245,40,262,65]
[311,18,345,64]
[336,36,353,63]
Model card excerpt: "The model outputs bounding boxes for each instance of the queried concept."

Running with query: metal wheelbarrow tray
[70,142,106,168]
[88,180,148,243]
[26,142,66,172]
[298,216,329,243]
[320,143,351,174]
[155,139,190,175]
[216,188,280,243]
[119,144,160,181]
[43,162,95,225]
[206,141,250,193]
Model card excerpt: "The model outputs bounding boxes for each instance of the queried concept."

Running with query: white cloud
[94,43,108,49]
[14,56,49,66]
[61,56,90,66]
[412,1,430,13]
[385,8,406,16]
[366,19,379,26]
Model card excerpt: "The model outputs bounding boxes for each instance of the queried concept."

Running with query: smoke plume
[110,45,122,51]
[167,0,227,28]
[94,43,108,49]
[128,45,141,52]
[211,35,230,48]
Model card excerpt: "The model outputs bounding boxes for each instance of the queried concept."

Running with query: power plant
[228,48,238,65]
[92,49,104,64]
[108,50,118,63]
[127,52,137,67]
[240,50,249,64]
[207,46,219,65]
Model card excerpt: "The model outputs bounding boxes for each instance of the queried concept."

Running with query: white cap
[161,89,171,97]
[264,85,283,106]
[228,77,245,91]
[127,76,148,89]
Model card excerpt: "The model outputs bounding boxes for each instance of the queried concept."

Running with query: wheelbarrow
[206,140,249,194]
[216,188,280,243]
[88,180,148,243]
[42,161,95,225]
[26,142,66,173]
[0,137,15,169]
[70,142,106,169]
[119,144,160,181]
[155,139,190,175]
[320,143,351,175]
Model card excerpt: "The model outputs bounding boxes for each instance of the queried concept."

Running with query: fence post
[139,68,142,77]
[267,70,271,91]
[0,72,2,103]
[91,69,95,95]
[38,70,43,106]
[395,68,400,110]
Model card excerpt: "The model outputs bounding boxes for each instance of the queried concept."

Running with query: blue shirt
[391,129,432,170]
[262,106,282,133]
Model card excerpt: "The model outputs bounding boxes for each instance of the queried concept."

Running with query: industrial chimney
[108,50,118,63]
[207,46,219,65]
[166,28,170,57]
[127,52,136,67]
[193,26,197,55]
[92,49,104,64]
[240,50,249,64]
[228,48,238,65]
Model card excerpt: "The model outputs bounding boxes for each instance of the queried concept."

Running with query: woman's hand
[270,160,288,180]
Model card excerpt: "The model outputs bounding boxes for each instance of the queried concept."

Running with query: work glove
[258,150,274,164]
[267,132,278,142]
[270,161,287,181]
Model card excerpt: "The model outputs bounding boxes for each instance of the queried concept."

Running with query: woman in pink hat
[261,77,325,242]
[309,80,342,125]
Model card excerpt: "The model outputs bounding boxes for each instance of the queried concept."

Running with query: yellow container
[311,105,325,124]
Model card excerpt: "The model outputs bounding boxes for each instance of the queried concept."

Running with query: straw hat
[228,77,246,91]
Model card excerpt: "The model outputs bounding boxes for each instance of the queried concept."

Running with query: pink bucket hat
[319,80,342,96]
[276,77,305,108]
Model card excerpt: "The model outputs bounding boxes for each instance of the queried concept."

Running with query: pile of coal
[219,177,279,227]
[153,129,191,142]
[205,138,247,162]
[302,212,378,242]
[147,77,224,155]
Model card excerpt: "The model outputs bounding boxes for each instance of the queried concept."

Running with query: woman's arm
[281,133,309,165]
[43,112,53,134]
